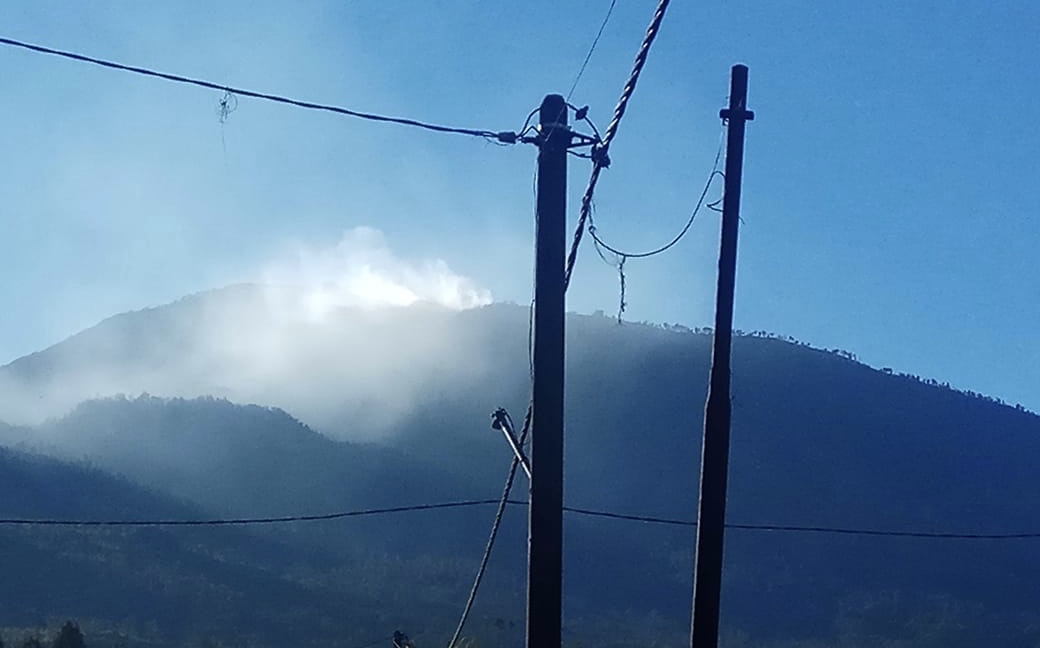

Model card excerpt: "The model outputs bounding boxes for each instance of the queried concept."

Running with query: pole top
[538,94,571,149]
[539,94,568,125]
[720,65,754,122]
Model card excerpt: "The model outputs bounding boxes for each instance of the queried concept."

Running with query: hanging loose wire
[588,126,725,259]
[586,128,724,321]
[616,255,627,323]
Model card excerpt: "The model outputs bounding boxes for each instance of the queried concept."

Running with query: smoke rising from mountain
[265,227,493,318]
[0,228,502,439]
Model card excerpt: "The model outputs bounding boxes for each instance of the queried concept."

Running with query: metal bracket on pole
[491,408,532,479]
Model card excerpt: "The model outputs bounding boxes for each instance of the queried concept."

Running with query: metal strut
[491,408,532,479]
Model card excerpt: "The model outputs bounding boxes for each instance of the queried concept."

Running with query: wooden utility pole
[690,64,754,648]
[529,93,569,648]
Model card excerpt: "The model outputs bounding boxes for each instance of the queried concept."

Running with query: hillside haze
[0,283,501,437]
[2,285,1040,647]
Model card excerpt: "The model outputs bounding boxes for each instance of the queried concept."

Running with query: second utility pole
[529,94,569,648]
[690,64,754,648]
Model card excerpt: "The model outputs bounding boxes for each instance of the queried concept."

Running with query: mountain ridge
[2,284,1039,646]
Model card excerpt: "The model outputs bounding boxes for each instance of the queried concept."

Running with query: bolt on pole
[690,64,754,648]
[528,93,569,648]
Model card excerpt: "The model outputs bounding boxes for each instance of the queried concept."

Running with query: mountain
[0,284,504,438]
[0,447,421,648]
[2,285,1040,646]
[34,395,503,558]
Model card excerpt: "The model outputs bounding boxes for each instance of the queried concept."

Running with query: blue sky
[1,1,1038,410]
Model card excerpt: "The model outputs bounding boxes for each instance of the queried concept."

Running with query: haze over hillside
[0,282,503,437]
[2,285,1039,647]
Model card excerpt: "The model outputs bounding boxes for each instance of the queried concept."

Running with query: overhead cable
[0,500,503,527]
[0,36,514,142]
[5,498,1040,540]
[563,507,1040,540]
[567,0,619,100]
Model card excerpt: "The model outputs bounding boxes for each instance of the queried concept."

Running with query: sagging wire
[586,126,726,321]
[588,125,725,259]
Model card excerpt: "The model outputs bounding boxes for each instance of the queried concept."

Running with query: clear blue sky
[2,1,1038,410]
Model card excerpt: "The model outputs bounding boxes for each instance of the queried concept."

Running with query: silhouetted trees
[0,622,85,648]
[52,622,85,648]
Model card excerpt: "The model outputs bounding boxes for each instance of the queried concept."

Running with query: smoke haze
[0,228,499,439]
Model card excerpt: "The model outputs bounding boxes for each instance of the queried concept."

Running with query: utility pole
[690,64,754,648]
[529,94,569,648]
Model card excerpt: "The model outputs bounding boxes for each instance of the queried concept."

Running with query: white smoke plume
[0,227,500,440]
[265,227,492,319]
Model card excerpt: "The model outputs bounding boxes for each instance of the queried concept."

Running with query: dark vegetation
[1,289,1039,647]
[1,621,85,648]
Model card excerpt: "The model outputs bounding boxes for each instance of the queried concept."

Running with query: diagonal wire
[567,0,619,101]
[563,506,1040,540]
[0,36,505,140]
[564,0,672,290]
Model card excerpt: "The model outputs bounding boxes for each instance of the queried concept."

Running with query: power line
[4,497,1040,540]
[567,0,619,101]
[0,36,513,142]
[0,499,503,527]
[565,0,673,290]
[563,506,692,527]
[563,507,1040,540]
[724,522,1040,540]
